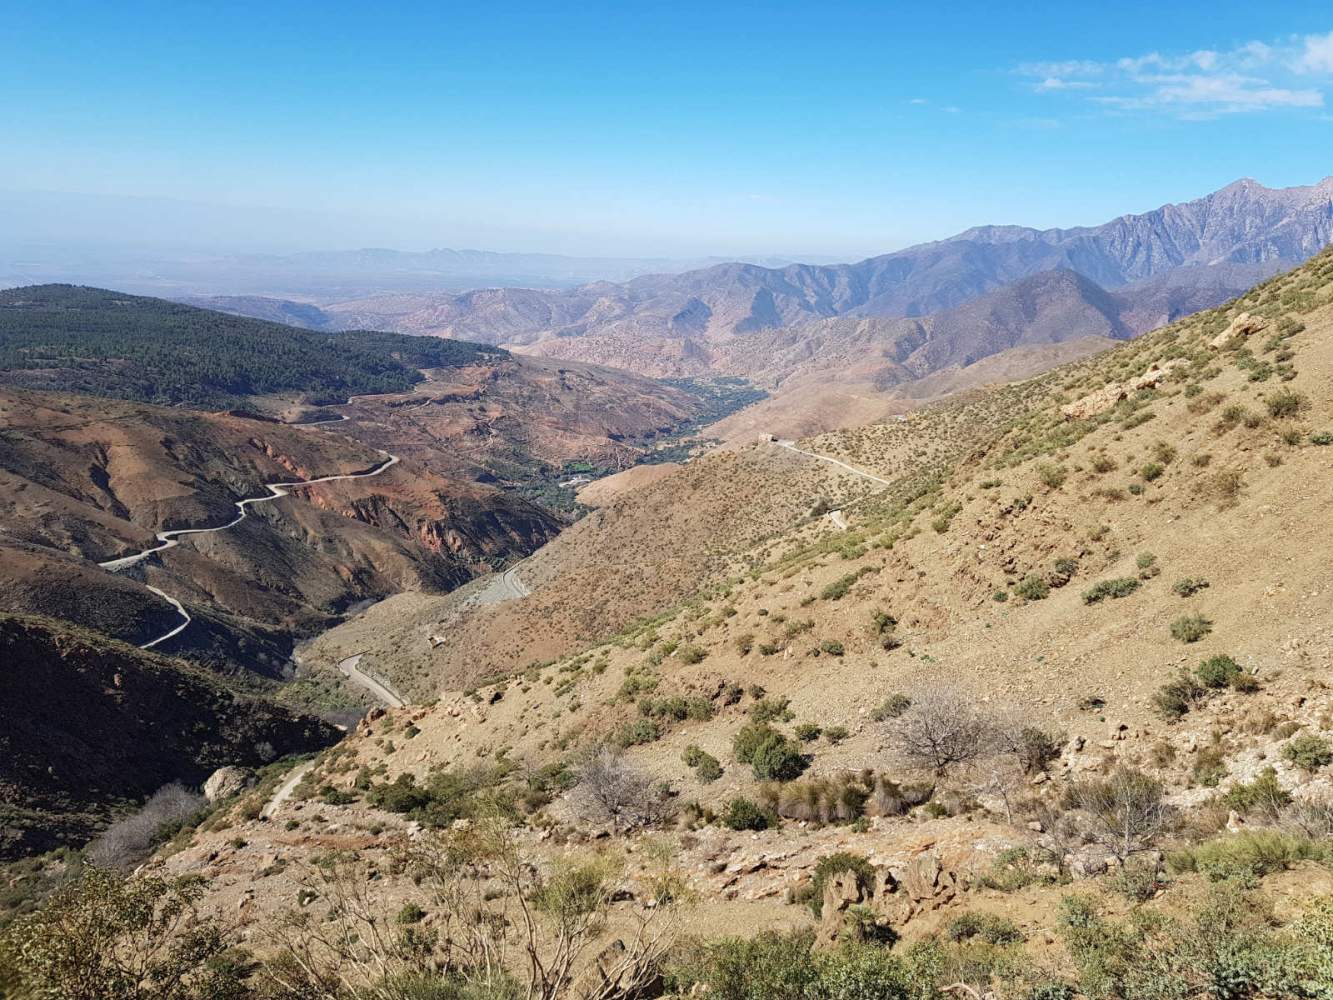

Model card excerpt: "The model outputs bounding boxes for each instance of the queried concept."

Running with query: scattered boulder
[1211,312,1266,348]
[203,765,255,803]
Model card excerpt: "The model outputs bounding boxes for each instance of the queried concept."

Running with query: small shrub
[1283,733,1333,773]
[1135,552,1159,578]
[1011,727,1064,775]
[1082,578,1140,604]
[869,610,900,650]
[821,573,861,601]
[824,725,849,745]
[696,755,723,783]
[1196,654,1241,689]
[946,911,1024,945]
[396,902,426,924]
[1106,860,1166,902]
[676,644,707,665]
[722,797,773,831]
[1037,463,1068,489]
[1170,614,1213,643]
[795,723,822,742]
[871,694,912,721]
[1153,672,1204,720]
[1191,746,1228,788]
[1168,830,1328,882]
[615,718,663,747]
[1172,577,1210,597]
[1222,767,1291,816]
[751,734,808,782]
[733,723,780,764]
[819,640,845,657]
[1051,557,1079,585]
[1266,388,1310,419]
[1014,575,1050,601]
[1206,468,1244,508]
[1140,462,1164,482]
[749,697,793,724]
[1311,431,1333,446]
[808,853,876,918]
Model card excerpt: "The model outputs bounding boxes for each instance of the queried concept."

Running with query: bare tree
[1068,766,1172,861]
[885,684,996,775]
[88,782,206,871]
[569,747,664,831]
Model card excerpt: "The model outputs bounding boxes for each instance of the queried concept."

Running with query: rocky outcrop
[1060,359,1188,420]
[814,851,963,948]
[203,766,255,803]
[1211,311,1267,348]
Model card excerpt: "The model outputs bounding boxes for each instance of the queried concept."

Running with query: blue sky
[3,1,1332,258]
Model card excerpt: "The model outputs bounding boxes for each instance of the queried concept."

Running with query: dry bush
[262,819,685,1000]
[1205,468,1245,509]
[87,782,206,871]
[569,747,665,831]
[1066,767,1171,861]
[885,684,996,775]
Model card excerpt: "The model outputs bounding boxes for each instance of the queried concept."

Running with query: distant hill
[0,284,506,408]
[236,177,1328,381]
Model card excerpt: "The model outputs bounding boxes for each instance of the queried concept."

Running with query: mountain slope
[0,386,560,665]
[0,613,338,858]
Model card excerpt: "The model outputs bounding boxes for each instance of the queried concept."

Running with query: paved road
[337,653,406,709]
[775,439,894,486]
[100,454,400,646]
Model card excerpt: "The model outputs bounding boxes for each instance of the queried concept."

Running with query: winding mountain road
[337,653,406,708]
[99,453,400,646]
[775,439,894,486]
[262,760,315,819]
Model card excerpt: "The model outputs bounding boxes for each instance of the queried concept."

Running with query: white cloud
[1296,31,1333,74]
[908,97,930,105]
[1035,77,1096,92]
[1021,33,1332,118]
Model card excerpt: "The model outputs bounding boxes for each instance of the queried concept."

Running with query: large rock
[1211,312,1266,348]
[203,765,255,803]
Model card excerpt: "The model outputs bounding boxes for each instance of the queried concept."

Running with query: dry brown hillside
[44,250,1333,997]
[0,388,558,663]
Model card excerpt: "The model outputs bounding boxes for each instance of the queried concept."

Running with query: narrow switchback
[99,454,400,646]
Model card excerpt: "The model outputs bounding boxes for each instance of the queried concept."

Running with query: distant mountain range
[0,240,836,300]
[193,177,1333,382]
